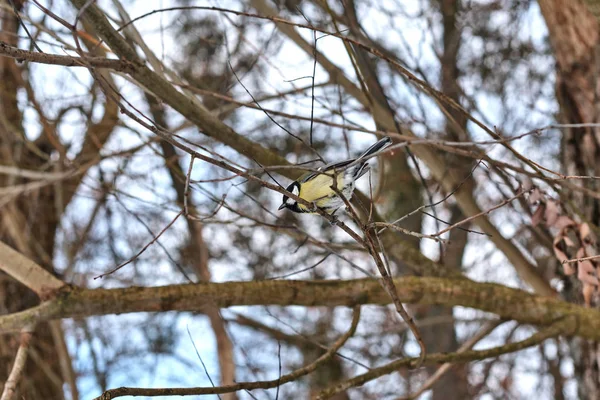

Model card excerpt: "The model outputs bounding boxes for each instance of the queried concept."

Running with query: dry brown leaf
[554,216,576,230]
[544,200,560,226]
[577,247,599,286]
[553,234,575,274]
[528,188,543,205]
[583,242,597,260]
[578,260,598,285]
[531,204,545,226]
[563,235,575,247]
[553,247,568,263]
[583,283,594,307]
[580,223,591,240]
[563,263,576,275]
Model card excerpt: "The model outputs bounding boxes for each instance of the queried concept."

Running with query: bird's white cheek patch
[291,186,300,196]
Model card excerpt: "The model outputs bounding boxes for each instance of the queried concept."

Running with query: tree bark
[538,0,600,397]
[0,2,64,398]
[0,5,118,398]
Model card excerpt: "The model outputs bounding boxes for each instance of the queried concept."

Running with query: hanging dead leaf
[544,200,560,226]
[553,216,576,230]
[521,178,533,192]
[577,247,599,286]
[531,204,545,226]
[563,235,575,247]
[528,188,543,205]
[580,223,590,239]
[580,223,595,246]
[583,283,594,307]
[522,178,534,192]
[553,235,575,274]
[578,260,598,286]
[563,262,576,275]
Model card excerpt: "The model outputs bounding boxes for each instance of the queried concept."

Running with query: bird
[278,136,392,215]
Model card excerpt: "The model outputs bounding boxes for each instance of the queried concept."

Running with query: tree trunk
[0,5,118,397]
[415,1,471,398]
[538,0,600,397]
[0,2,65,398]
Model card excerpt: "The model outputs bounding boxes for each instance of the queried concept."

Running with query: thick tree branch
[0,241,65,298]
[0,40,133,71]
[0,277,597,339]
[70,0,290,169]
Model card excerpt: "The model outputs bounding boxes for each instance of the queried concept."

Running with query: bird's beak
[278,203,286,211]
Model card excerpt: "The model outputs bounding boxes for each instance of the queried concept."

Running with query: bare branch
[315,318,571,399]
[94,306,361,399]
[0,324,35,400]
[0,40,133,71]
[400,320,502,399]
[0,277,597,340]
[0,241,65,298]
[432,190,529,237]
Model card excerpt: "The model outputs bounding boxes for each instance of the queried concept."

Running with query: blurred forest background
[2,0,600,399]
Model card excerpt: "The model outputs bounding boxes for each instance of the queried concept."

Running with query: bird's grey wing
[299,158,357,183]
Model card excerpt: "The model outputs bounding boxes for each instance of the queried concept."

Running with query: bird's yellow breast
[297,173,345,212]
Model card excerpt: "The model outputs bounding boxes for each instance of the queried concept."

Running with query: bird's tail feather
[354,162,370,179]
[358,136,392,160]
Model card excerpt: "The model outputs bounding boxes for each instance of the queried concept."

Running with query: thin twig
[94,210,183,279]
[432,190,528,237]
[184,155,195,216]
[275,340,282,400]
[369,222,447,243]
[315,318,571,399]
[400,320,502,399]
[187,326,222,400]
[562,253,600,264]
[95,306,360,399]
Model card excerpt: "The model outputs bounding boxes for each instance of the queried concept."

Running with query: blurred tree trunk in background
[539,0,600,398]
[339,1,428,395]
[0,3,117,397]
[147,94,238,400]
[337,0,470,396]
[305,309,349,400]
[0,1,65,398]
[415,1,472,398]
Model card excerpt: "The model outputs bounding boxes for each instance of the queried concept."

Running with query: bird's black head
[278,181,303,213]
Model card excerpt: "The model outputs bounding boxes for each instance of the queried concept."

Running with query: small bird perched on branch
[278,136,392,215]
